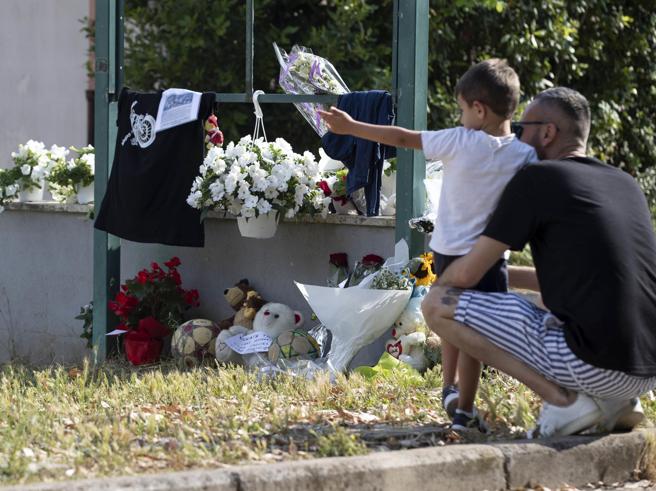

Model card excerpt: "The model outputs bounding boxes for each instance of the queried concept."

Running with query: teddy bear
[233,290,268,330]
[215,302,304,366]
[218,279,252,331]
[384,296,437,372]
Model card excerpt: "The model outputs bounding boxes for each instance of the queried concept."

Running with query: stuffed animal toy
[215,302,304,366]
[233,290,268,329]
[384,296,432,372]
[218,279,252,330]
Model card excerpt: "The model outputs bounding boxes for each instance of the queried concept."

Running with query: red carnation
[184,289,200,307]
[169,269,182,286]
[109,291,138,318]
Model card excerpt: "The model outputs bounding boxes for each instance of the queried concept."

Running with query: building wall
[0,206,396,366]
[0,0,89,167]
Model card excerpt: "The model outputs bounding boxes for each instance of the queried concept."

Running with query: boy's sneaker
[451,408,489,433]
[442,385,459,418]
[527,393,602,439]
[595,397,645,432]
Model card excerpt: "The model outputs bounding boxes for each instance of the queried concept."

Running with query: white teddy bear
[384,297,429,372]
[215,302,303,366]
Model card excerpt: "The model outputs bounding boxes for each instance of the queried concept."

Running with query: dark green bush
[123,0,656,210]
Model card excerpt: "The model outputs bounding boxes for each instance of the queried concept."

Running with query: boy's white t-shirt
[421,127,538,256]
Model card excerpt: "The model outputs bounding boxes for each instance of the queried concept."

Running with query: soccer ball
[268,329,320,363]
[172,319,222,368]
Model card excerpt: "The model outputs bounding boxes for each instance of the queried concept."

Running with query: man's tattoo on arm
[441,295,458,306]
[441,288,463,306]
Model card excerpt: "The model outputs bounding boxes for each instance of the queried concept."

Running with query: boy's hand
[318,106,354,135]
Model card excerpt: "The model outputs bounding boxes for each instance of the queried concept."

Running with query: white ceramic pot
[18,180,46,202]
[237,211,279,239]
[76,183,94,204]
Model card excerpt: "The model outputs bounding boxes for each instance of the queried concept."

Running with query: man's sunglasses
[511,121,551,139]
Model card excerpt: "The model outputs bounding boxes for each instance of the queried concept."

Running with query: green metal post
[245,0,254,97]
[92,0,123,363]
[394,0,429,257]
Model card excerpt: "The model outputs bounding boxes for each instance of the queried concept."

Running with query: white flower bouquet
[274,43,349,137]
[187,135,331,221]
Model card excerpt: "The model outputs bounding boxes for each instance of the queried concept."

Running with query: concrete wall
[0,0,89,167]
[0,206,396,365]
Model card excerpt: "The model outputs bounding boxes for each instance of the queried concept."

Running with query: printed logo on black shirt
[121,101,156,148]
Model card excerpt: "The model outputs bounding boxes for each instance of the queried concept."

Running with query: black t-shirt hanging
[94,88,214,247]
[484,157,656,376]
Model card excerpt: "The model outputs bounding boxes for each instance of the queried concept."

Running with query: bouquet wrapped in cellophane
[273,43,349,137]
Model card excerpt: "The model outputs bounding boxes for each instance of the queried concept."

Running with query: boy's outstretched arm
[318,106,422,150]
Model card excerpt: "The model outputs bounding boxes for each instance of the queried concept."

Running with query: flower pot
[237,211,279,239]
[124,332,163,365]
[18,181,46,202]
[76,183,94,204]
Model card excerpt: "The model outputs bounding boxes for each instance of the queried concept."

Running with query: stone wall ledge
[3,201,396,228]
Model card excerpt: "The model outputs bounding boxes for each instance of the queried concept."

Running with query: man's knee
[421,285,461,323]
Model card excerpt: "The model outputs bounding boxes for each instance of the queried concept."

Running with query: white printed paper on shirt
[225,331,272,354]
[155,88,202,133]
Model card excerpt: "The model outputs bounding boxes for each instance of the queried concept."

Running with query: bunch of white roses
[187,135,330,219]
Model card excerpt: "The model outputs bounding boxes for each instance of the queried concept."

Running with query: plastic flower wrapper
[344,254,384,287]
[352,352,423,383]
[327,252,349,287]
[409,160,443,235]
[294,240,412,373]
[274,43,349,137]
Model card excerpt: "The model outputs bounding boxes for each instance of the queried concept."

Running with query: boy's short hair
[455,59,520,119]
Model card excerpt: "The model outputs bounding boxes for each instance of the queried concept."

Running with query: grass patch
[0,359,652,486]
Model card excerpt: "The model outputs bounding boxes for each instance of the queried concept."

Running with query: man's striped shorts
[454,291,656,400]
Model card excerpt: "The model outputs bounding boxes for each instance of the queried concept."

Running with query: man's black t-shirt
[95,88,213,247]
[484,157,656,376]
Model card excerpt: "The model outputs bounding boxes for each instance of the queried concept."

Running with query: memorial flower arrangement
[46,145,95,202]
[109,257,201,365]
[274,43,349,136]
[109,257,200,333]
[187,135,331,220]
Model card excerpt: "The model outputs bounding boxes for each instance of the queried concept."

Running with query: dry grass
[0,359,652,486]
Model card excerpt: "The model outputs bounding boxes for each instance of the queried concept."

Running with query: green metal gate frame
[92,0,428,362]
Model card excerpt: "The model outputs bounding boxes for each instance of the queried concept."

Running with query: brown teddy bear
[218,279,251,331]
[233,290,268,329]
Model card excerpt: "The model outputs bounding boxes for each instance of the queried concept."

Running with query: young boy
[319,59,537,431]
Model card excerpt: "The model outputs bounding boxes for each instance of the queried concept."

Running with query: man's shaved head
[532,87,591,145]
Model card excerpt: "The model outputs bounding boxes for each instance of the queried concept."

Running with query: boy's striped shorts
[454,291,656,400]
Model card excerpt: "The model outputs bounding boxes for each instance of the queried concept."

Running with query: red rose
[318,180,332,197]
[362,254,384,267]
[208,114,218,126]
[329,253,348,267]
[164,257,181,269]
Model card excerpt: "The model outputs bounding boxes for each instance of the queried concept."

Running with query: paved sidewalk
[4,430,655,491]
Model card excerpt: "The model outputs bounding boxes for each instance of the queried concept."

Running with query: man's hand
[318,106,354,135]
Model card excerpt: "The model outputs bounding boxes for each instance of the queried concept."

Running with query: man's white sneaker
[527,393,602,439]
[596,397,645,432]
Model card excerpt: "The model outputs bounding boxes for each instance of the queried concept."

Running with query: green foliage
[75,302,94,349]
[123,0,656,211]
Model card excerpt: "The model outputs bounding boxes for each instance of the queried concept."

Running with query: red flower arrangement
[109,257,200,364]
